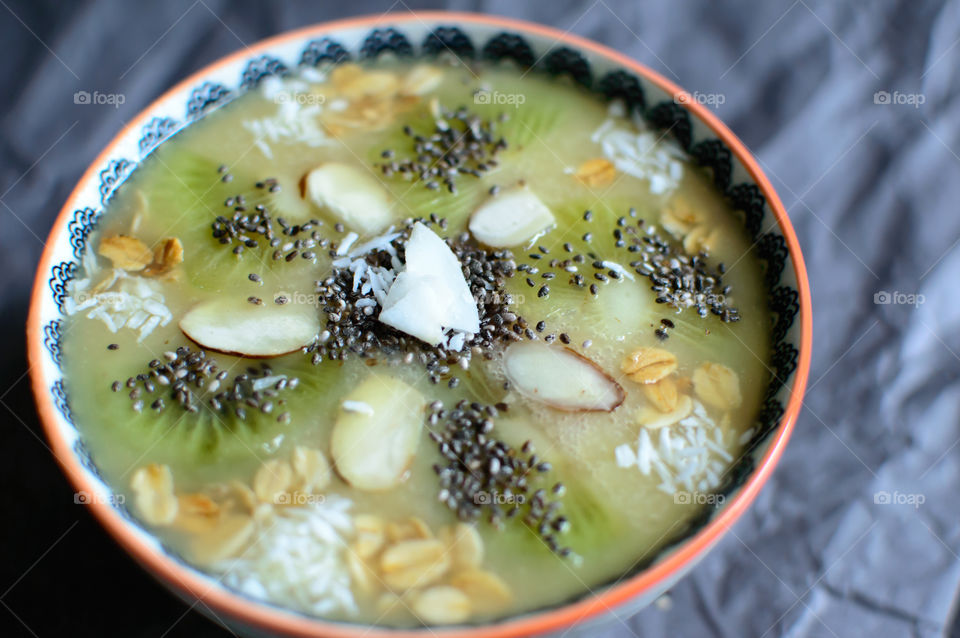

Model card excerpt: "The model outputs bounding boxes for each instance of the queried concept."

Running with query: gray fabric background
[2,1,959,636]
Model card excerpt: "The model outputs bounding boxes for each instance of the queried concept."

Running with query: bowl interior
[28,12,810,638]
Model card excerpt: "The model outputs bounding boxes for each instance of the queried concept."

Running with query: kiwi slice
[485,415,627,558]
[102,348,341,464]
[365,105,486,226]
[136,147,328,293]
[368,70,601,225]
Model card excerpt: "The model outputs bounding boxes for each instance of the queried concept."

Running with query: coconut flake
[214,495,356,617]
[341,400,375,416]
[65,267,172,342]
[242,78,334,158]
[601,260,635,281]
[616,402,736,494]
[378,223,479,349]
[615,444,637,468]
[592,118,686,196]
[336,232,359,255]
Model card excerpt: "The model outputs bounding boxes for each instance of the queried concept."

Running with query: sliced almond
[407,516,434,540]
[252,459,294,504]
[440,523,484,570]
[173,493,221,534]
[303,162,393,234]
[98,235,153,271]
[346,550,379,594]
[621,347,678,384]
[229,480,259,513]
[468,187,555,248]
[660,197,702,238]
[339,70,399,101]
[574,158,616,187]
[449,569,512,614]
[683,225,718,255]
[503,342,625,412]
[179,298,319,357]
[330,375,425,491]
[354,514,387,558]
[380,538,451,590]
[411,586,471,625]
[330,63,364,88]
[386,517,432,543]
[636,394,693,429]
[185,513,255,566]
[692,362,742,410]
[643,376,681,413]
[130,463,178,526]
[142,237,183,277]
[291,446,331,493]
[401,65,444,96]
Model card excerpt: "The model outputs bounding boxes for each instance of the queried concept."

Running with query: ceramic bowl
[27,12,811,637]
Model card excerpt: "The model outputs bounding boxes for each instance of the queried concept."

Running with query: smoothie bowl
[27,12,811,637]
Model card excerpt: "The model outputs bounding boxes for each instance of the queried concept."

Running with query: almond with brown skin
[503,342,625,412]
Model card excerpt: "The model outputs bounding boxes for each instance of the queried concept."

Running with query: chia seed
[378,106,507,194]
[427,400,570,555]
[624,222,740,322]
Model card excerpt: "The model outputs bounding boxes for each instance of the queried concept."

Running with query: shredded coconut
[336,232,359,256]
[242,76,335,158]
[600,260,635,281]
[64,257,172,342]
[251,375,287,392]
[616,401,735,494]
[214,496,356,618]
[341,400,375,416]
[591,115,686,196]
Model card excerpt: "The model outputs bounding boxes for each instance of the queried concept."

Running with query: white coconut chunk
[377,223,479,347]
[180,299,319,357]
[303,162,393,234]
[502,342,625,412]
[468,187,555,248]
